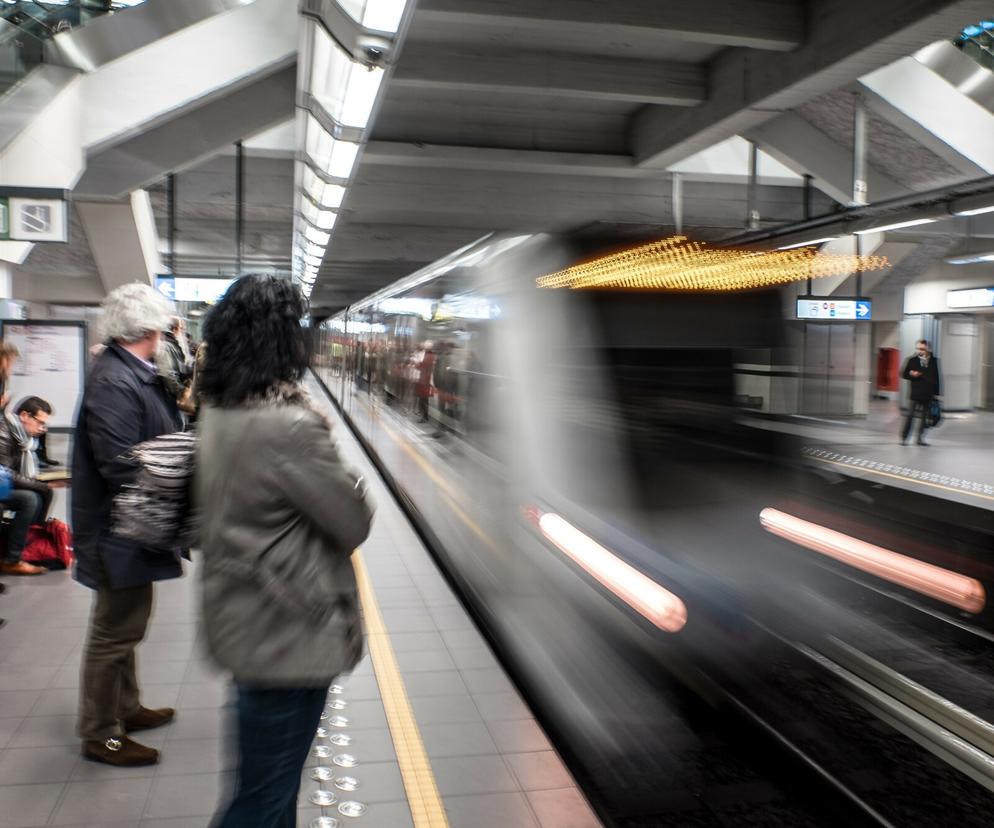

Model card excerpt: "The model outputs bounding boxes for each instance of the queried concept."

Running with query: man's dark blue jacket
[72,342,183,589]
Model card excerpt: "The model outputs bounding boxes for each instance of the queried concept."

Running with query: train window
[542,289,788,511]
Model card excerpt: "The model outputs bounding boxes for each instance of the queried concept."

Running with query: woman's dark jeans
[214,684,329,828]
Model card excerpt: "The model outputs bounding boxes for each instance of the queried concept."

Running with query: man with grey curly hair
[72,282,184,767]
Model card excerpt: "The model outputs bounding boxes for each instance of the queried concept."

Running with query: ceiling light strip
[292,2,414,290]
[537,235,888,292]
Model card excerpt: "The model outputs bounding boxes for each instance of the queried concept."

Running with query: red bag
[22,519,73,570]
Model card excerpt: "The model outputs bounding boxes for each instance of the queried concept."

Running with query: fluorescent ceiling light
[302,165,346,207]
[777,236,837,250]
[361,0,408,32]
[304,242,325,258]
[946,253,994,265]
[304,115,360,180]
[954,204,994,217]
[342,64,384,128]
[854,217,936,235]
[314,210,337,230]
[301,199,340,231]
[947,287,994,308]
[305,226,331,246]
[304,254,323,267]
[310,24,385,130]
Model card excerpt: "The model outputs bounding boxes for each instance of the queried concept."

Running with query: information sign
[155,277,232,303]
[947,287,994,309]
[0,189,69,243]
[796,297,872,320]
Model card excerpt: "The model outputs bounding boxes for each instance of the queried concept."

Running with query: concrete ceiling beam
[415,0,804,51]
[392,46,706,106]
[632,0,992,169]
[743,111,907,204]
[362,141,668,179]
[75,64,296,199]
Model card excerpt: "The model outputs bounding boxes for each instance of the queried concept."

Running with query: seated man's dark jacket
[72,343,183,590]
[0,416,48,495]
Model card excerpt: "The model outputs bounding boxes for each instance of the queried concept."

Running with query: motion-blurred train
[314,233,994,826]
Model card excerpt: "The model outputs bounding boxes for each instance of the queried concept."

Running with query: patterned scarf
[5,408,37,479]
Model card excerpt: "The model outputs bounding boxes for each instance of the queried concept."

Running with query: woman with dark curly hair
[195,274,373,828]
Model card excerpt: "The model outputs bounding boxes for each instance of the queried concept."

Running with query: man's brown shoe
[123,706,175,733]
[0,561,45,575]
[82,736,159,766]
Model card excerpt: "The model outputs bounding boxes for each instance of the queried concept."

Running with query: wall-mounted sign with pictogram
[0,189,69,243]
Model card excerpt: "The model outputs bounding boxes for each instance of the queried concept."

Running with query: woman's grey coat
[195,391,373,686]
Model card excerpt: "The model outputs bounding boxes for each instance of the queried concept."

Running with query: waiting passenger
[0,341,19,409]
[0,342,21,612]
[0,397,56,576]
[74,283,184,767]
[159,316,194,405]
[195,274,373,828]
[414,341,436,422]
[900,339,941,446]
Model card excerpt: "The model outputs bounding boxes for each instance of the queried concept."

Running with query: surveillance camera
[354,35,392,68]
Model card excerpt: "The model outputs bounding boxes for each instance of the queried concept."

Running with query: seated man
[0,396,55,575]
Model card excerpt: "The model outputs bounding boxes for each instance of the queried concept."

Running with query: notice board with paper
[0,320,86,431]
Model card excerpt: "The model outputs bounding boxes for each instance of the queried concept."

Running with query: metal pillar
[235,140,244,275]
[804,174,814,293]
[747,141,760,230]
[167,173,176,274]
[852,98,868,208]
[852,97,867,297]
[672,173,684,235]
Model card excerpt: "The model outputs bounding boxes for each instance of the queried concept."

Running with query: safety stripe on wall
[353,550,450,828]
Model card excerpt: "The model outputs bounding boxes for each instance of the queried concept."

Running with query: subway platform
[763,402,994,510]
[0,377,599,828]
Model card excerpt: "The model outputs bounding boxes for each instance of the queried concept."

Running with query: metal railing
[0,1,146,95]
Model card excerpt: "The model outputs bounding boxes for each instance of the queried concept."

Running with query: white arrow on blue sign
[856,301,871,319]
[156,277,176,300]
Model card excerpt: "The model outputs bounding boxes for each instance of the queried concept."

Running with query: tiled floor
[0,379,600,828]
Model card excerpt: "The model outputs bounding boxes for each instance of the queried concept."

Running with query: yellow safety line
[811,456,994,503]
[353,550,451,828]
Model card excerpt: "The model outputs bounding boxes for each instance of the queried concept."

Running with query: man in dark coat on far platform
[73,283,183,767]
[901,338,941,446]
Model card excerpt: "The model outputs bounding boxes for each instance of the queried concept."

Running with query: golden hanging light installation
[536,236,889,292]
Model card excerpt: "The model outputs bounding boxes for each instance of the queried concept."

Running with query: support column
[852,96,868,298]
[76,191,163,294]
[804,173,814,294]
[746,141,760,230]
[235,140,244,275]
[0,263,12,301]
[671,172,683,235]
[167,173,177,274]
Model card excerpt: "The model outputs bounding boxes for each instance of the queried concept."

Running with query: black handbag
[926,398,942,428]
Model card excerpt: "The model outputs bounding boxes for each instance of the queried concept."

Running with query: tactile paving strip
[803,447,994,501]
